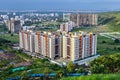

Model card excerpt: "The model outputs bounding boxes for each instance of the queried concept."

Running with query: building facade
[19,30,97,61]
[6,19,21,33]
[70,13,98,27]
[63,13,71,21]
[60,21,75,32]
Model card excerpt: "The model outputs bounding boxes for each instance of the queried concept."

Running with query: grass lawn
[61,73,120,80]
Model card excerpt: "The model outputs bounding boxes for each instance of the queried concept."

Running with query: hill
[72,11,120,33]
[99,11,120,32]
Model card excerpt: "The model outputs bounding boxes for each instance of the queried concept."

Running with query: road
[99,32,120,40]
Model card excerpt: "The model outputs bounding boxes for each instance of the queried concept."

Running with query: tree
[90,63,108,74]
[67,62,76,73]
[114,39,119,43]
[43,67,50,80]
[77,67,86,73]
[11,34,13,36]
[56,69,66,78]
[102,40,106,43]
[21,71,27,80]
[117,47,120,51]
[90,54,120,74]
[43,67,50,74]
[41,58,49,63]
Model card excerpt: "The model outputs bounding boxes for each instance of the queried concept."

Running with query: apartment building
[19,30,97,61]
[63,13,71,21]
[60,21,75,32]
[6,19,21,33]
[19,30,34,52]
[70,13,98,27]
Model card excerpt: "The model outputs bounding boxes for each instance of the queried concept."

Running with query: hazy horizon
[0,0,120,10]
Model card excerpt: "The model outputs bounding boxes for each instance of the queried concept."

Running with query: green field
[0,33,19,43]
[61,73,120,80]
[97,35,120,55]
[71,25,112,34]
[98,12,120,32]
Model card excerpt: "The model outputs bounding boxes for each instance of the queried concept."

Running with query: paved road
[99,32,120,40]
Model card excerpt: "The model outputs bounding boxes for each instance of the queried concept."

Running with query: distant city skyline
[0,0,120,11]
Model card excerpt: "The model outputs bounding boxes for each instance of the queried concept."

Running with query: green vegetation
[27,58,62,74]
[0,33,19,43]
[62,53,120,80]
[0,36,65,79]
[111,33,120,37]
[90,53,120,74]
[0,60,10,68]
[0,24,7,32]
[36,26,59,32]
[1,58,62,79]
[37,21,62,31]
[0,38,30,68]
[71,11,120,33]
[99,12,120,32]
[1,12,120,79]
[71,25,112,33]
[67,62,76,73]
[24,21,62,31]
[97,35,120,55]
[40,21,62,27]
[14,50,32,61]
[61,73,120,80]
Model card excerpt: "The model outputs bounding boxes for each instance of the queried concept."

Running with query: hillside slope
[71,11,120,33]
[99,11,120,32]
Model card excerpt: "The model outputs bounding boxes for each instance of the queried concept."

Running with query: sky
[0,0,120,10]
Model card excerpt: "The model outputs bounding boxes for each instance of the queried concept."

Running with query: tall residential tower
[19,30,97,61]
